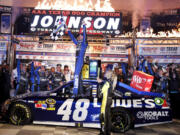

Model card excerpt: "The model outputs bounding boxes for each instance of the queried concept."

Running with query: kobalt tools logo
[137,111,169,120]
[30,10,122,34]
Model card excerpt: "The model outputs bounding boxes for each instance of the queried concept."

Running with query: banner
[139,46,180,55]
[1,13,11,33]
[30,10,122,35]
[16,42,128,54]
[16,41,128,62]
[138,44,180,63]
[0,41,8,64]
[130,71,154,92]
[0,5,12,13]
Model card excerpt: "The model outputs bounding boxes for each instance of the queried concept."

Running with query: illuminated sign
[30,10,122,35]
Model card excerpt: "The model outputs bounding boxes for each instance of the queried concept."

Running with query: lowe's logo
[112,98,164,109]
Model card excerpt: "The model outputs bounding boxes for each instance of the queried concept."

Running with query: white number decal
[73,99,90,121]
[57,99,73,121]
[57,99,90,121]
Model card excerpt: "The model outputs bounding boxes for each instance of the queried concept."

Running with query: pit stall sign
[30,10,122,35]
[137,38,180,64]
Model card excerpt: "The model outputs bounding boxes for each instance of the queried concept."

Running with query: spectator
[126,66,134,85]
[63,65,73,82]
[169,64,179,93]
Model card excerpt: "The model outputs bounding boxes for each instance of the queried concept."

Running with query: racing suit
[38,71,49,91]
[99,80,112,135]
[68,24,88,96]
[52,72,66,89]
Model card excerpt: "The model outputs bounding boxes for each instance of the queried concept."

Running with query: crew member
[48,66,56,90]
[97,64,113,135]
[16,63,29,95]
[37,65,49,91]
[51,64,66,89]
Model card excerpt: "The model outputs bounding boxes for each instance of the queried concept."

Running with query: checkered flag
[50,17,67,40]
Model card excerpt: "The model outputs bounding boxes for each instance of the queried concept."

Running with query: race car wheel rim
[111,112,129,132]
[12,107,26,124]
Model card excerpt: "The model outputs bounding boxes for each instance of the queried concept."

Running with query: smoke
[111,0,180,28]
[34,0,180,28]
[12,1,23,25]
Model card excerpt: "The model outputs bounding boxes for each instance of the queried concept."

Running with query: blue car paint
[10,80,172,128]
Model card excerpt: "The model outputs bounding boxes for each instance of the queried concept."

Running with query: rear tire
[9,102,32,125]
[111,107,132,133]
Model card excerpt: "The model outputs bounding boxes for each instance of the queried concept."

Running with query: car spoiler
[117,82,165,98]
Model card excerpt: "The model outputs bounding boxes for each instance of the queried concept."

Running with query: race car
[3,80,172,133]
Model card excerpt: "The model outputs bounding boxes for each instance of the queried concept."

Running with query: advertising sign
[30,10,122,35]
[16,41,128,62]
[138,45,180,63]
[130,71,154,92]
[1,13,11,33]
[0,41,8,64]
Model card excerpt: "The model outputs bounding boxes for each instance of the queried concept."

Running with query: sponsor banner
[151,58,180,64]
[137,39,180,45]
[14,35,39,42]
[0,5,12,13]
[138,45,180,55]
[16,54,76,61]
[16,42,128,54]
[1,13,11,34]
[0,35,10,41]
[138,44,180,63]
[0,41,7,64]
[16,54,128,62]
[88,45,128,54]
[16,41,129,62]
[130,71,154,92]
[30,10,122,35]
[16,42,76,53]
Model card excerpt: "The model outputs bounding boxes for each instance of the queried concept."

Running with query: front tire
[9,102,32,125]
[111,107,132,133]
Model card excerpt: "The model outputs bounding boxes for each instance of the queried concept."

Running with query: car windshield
[50,80,98,98]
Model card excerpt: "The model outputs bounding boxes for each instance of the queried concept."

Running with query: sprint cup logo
[137,111,169,120]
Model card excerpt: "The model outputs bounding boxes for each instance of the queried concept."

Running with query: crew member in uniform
[38,66,49,91]
[51,64,66,89]
[97,64,113,135]
[16,64,29,95]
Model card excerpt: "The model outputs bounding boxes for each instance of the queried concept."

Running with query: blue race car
[3,80,172,133]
